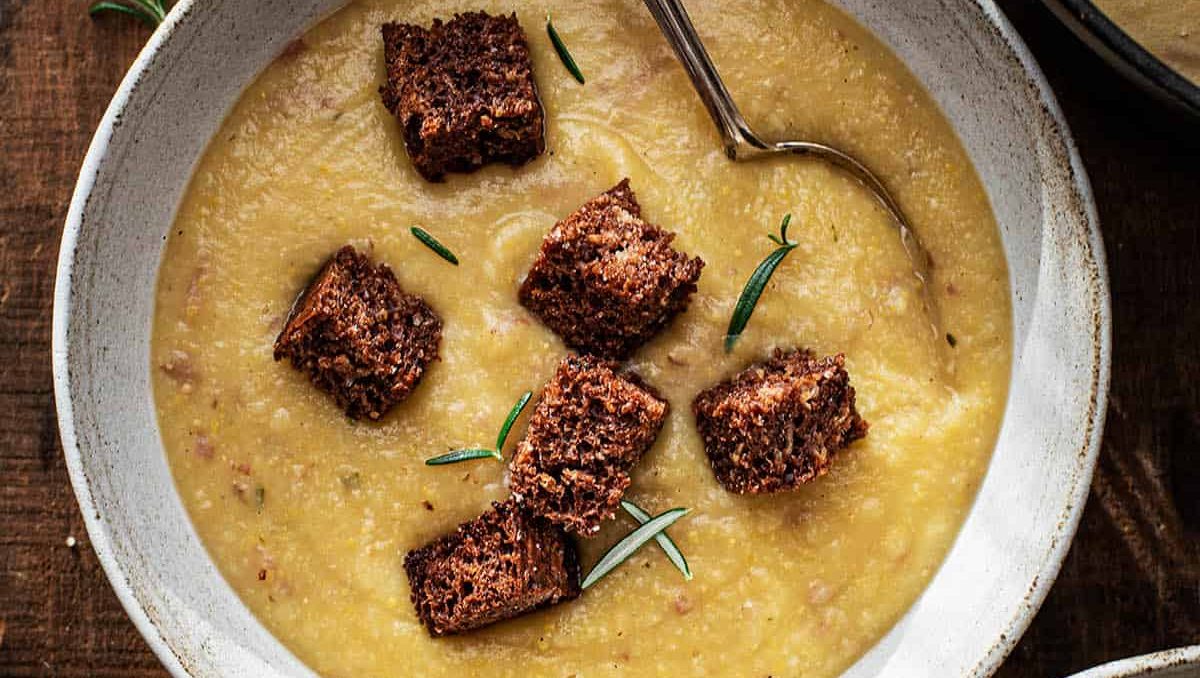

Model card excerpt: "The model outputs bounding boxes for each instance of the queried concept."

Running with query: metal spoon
[642,0,944,352]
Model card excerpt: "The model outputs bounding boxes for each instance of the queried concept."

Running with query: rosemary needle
[621,500,692,580]
[410,227,459,266]
[724,214,798,352]
[425,390,533,466]
[89,0,167,26]
[495,390,533,452]
[425,448,499,466]
[581,507,691,589]
[547,14,586,84]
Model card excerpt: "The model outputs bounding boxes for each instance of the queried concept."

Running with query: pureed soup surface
[152,1,1012,676]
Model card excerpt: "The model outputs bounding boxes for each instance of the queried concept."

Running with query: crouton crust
[403,500,581,636]
[692,350,868,494]
[518,179,704,360]
[273,245,441,420]
[509,354,668,535]
[380,12,545,181]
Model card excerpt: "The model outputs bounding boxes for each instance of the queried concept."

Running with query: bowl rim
[52,1,200,673]
[1040,0,1200,116]
[51,1,1112,676]
[1069,646,1200,678]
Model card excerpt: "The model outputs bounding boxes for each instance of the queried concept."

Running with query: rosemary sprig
[621,500,692,580]
[495,391,532,451]
[581,507,691,590]
[546,14,585,84]
[724,214,798,352]
[89,0,168,26]
[425,448,498,465]
[410,227,459,266]
[425,391,533,466]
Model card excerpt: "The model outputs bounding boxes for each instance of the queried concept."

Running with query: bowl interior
[53,0,1109,675]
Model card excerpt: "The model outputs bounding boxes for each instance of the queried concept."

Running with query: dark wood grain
[996,2,1200,674]
[0,1,169,676]
[0,1,1196,676]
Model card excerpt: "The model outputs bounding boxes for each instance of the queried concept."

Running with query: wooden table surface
[1,1,1197,676]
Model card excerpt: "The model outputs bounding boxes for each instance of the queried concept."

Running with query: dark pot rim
[1040,0,1200,116]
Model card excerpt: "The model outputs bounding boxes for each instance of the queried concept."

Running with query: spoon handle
[643,0,947,374]
[642,0,763,157]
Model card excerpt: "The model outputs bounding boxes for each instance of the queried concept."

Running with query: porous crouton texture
[509,354,668,535]
[403,500,581,636]
[692,349,868,494]
[380,12,545,181]
[274,245,441,420]
[518,179,704,359]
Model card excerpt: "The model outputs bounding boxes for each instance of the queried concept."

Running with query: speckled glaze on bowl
[1071,647,1200,678]
[52,0,1111,675]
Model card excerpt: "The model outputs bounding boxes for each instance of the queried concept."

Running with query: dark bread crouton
[509,354,668,535]
[403,500,581,637]
[692,350,868,494]
[380,12,545,181]
[518,179,704,359]
[273,245,441,420]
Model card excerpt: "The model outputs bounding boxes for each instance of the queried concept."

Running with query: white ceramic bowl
[52,0,1111,675]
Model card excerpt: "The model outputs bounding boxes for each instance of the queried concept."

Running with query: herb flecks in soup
[152,0,1012,676]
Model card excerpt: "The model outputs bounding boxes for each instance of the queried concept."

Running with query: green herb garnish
[495,391,532,452]
[89,0,168,26]
[424,448,499,465]
[547,14,585,84]
[254,486,265,514]
[425,390,533,466]
[946,332,958,347]
[581,507,691,589]
[410,227,459,266]
[724,214,798,352]
[621,500,692,580]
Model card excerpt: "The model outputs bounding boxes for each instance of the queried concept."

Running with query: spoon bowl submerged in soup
[151,0,1012,675]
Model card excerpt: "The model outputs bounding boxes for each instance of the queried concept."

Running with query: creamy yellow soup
[1094,0,1200,84]
[152,1,1011,676]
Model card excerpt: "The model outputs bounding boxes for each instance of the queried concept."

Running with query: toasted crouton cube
[380,12,545,181]
[273,245,441,420]
[518,179,704,359]
[692,350,868,494]
[509,354,668,535]
[403,500,581,636]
